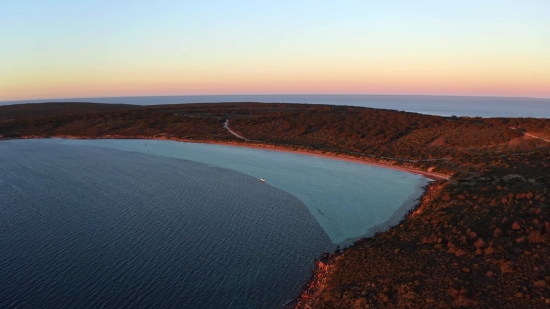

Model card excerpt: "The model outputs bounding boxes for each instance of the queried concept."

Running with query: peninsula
[1,102,550,308]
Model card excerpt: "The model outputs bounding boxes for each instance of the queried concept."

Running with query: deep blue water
[0,139,428,308]
[2,94,549,118]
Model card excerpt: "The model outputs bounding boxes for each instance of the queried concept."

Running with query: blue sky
[1,0,549,100]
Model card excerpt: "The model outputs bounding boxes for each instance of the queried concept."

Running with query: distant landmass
[2,94,550,118]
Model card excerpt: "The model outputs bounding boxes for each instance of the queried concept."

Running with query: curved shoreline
[290,180,441,309]
[1,135,450,181]
[199,141,449,181]
[2,135,450,308]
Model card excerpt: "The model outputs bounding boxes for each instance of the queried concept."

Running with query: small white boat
[260,178,266,182]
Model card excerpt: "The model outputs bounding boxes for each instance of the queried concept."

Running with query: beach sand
[3,135,450,180]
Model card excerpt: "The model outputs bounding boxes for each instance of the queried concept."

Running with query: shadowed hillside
[0,102,139,118]
[2,102,549,176]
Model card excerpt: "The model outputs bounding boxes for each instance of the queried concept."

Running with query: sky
[1,0,549,101]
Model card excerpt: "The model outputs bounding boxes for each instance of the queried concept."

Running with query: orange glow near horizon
[3,44,550,101]
[3,67,549,101]
[2,1,549,101]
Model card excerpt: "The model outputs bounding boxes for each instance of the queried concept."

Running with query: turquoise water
[55,138,430,244]
[0,139,429,308]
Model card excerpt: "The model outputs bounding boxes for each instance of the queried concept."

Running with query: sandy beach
[151,137,450,181]
[2,135,450,181]
[197,141,450,181]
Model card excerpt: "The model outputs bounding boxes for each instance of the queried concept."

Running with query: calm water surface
[2,95,549,118]
[0,139,429,308]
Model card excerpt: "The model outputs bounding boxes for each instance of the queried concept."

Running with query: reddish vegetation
[2,102,550,177]
[295,173,550,308]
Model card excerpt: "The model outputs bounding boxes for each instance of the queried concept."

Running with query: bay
[0,139,429,308]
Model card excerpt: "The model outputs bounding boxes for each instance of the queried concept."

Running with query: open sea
[1,94,549,118]
[0,139,429,309]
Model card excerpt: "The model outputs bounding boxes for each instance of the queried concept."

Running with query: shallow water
[55,139,431,244]
[0,139,429,308]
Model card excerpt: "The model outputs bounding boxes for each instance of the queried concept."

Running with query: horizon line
[2,93,550,105]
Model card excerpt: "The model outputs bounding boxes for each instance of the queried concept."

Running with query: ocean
[1,95,549,118]
[0,139,429,308]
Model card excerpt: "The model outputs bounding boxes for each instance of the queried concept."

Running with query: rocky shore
[291,255,335,309]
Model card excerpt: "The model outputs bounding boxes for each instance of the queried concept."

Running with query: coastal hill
[1,102,550,308]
